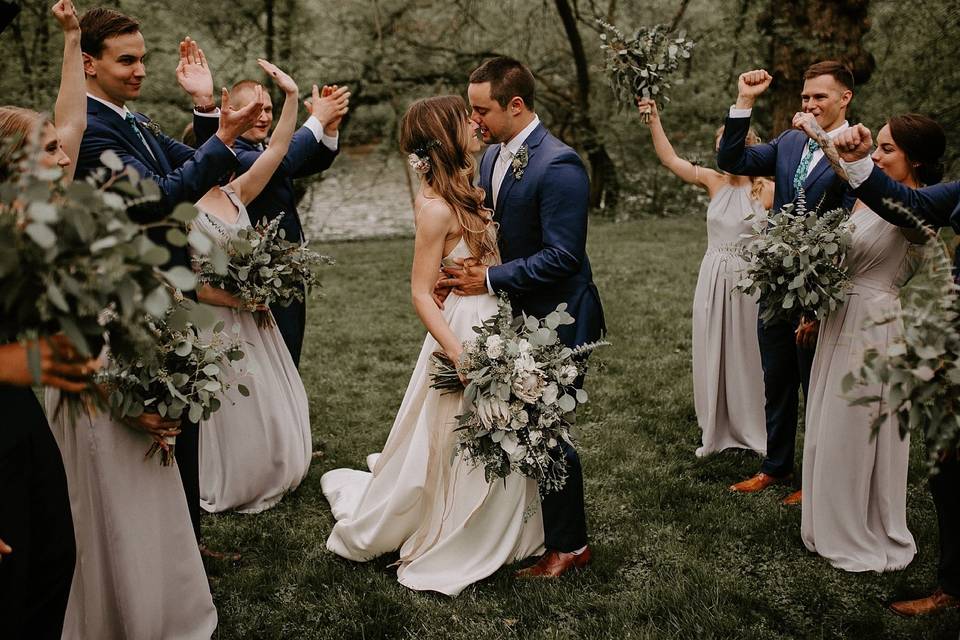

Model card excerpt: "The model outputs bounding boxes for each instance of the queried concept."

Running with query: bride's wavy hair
[0,107,46,181]
[399,96,498,262]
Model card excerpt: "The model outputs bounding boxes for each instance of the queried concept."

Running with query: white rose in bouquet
[511,407,530,429]
[485,334,505,359]
[513,371,545,403]
[517,338,532,354]
[541,382,559,406]
[477,395,511,429]
[558,364,579,385]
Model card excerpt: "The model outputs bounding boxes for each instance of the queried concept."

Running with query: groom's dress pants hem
[758,314,814,478]
[541,439,588,552]
[930,454,960,597]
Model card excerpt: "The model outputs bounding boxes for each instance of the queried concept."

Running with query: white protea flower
[477,395,511,429]
[512,371,544,403]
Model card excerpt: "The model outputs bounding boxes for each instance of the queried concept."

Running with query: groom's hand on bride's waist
[442,258,489,297]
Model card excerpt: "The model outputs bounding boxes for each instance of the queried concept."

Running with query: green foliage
[736,192,855,325]
[98,297,246,465]
[598,20,695,113]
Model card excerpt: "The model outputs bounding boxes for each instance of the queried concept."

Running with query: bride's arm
[411,201,464,363]
[230,60,299,205]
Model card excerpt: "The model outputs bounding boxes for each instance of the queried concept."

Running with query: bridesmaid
[638,98,772,457]
[194,60,312,514]
[797,113,945,572]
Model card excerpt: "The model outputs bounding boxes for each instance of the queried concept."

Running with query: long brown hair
[887,113,946,186]
[400,95,498,262]
[0,106,45,181]
[715,124,766,202]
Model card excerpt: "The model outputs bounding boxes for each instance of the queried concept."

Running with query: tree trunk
[554,0,619,210]
[758,0,875,135]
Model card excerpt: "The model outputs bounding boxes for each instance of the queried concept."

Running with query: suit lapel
[89,99,160,172]
[784,133,805,201]
[133,115,169,174]
[494,123,548,222]
[803,155,832,193]
[479,146,496,212]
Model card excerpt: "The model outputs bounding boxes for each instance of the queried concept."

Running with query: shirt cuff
[485,267,495,296]
[728,106,752,118]
[842,156,874,189]
[304,116,339,151]
[194,108,220,117]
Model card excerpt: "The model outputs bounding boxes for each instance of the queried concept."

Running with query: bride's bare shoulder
[414,195,456,228]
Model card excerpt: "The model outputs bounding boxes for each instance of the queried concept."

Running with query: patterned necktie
[124,112,150,151]
[793,138,820,190]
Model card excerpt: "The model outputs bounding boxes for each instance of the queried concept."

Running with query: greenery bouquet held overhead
[431,296,608,495]
[735,191,855,326]
[598,19,695,122]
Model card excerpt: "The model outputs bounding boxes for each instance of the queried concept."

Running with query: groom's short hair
[79,8,141,58]
[804,60,855,92]
[469,57,535,111]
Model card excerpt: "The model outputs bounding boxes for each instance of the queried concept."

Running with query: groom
[443,56,605,578]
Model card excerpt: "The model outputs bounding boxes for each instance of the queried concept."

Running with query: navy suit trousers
[931,454,960,597]
[757,314,815,477]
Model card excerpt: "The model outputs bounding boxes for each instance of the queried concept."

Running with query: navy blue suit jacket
[481,123,604,348]
[76,97,237,222]
[852,164,960,233]
[193,119,338,242]
[717,115,856,213]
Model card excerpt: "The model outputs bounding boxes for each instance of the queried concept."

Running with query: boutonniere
[511,144,529,180]
[141,120,163,138]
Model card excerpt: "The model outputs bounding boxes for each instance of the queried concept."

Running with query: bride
[321,95,544,596]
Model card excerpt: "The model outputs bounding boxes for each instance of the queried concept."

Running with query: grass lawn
[201,216,959,639]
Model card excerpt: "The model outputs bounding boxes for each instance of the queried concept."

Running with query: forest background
[2,0,958,220]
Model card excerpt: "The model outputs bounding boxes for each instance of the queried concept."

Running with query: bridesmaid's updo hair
[714,124,765,201]
[399,95,498,263]
[0,106,45,181]
[887,114,946,186]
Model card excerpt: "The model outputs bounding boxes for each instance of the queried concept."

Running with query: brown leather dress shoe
[781,489,802,506]
[515,547,592,578]
[729,472,792,493]
[890,588,960,617]
[199,544,241,562]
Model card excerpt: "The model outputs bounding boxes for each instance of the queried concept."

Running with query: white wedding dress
[321,237,545,596]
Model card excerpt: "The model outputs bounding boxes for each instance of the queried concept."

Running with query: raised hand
[792,111,849,181]
[736,69,773,109]
[215,85,264,147]
[305,84,350,133]
[256,58,298,96]
[51,0,79,32]
[833,123,874,162]
[636,97,659,123]
[176,37,215,108]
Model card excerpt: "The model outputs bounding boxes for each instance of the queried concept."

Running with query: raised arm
[637,98,721,192]
[410,201,465,363]
[51,0,85,181]
[716,69,778,176]
[231,60,299,205]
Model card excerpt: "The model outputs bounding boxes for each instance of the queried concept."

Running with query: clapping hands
[216,85,264,147]
[177,37,215,108]
[51,0,79,32]
[305,84,350,134]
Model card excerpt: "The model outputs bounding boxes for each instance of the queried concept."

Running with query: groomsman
[830,125,960,616]
[718,62,856,501]
[74,7,260,545]
[194,80,350,365]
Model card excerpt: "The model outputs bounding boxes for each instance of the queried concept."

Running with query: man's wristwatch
[194,103,217,114]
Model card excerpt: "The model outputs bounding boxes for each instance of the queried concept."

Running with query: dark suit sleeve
[487,151,589,293]
[717,115,779,176]
[854,165,960,231]
[192,112,219,148]
[279,127,338,179]
[77,125,237,221]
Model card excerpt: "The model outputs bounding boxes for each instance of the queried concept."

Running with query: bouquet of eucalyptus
[431,296,608,494]
[735,192,855,325]
[194,213,334,328]
[98,297,247,465]
[598,19,695,120]
[0,150,208,417]
[843,202,960,473]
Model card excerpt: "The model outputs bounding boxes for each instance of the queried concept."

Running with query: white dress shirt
[485,115,541,294]
[727,106,849,181]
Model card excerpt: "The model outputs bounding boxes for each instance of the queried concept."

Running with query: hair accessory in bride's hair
[408,139,440,175]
